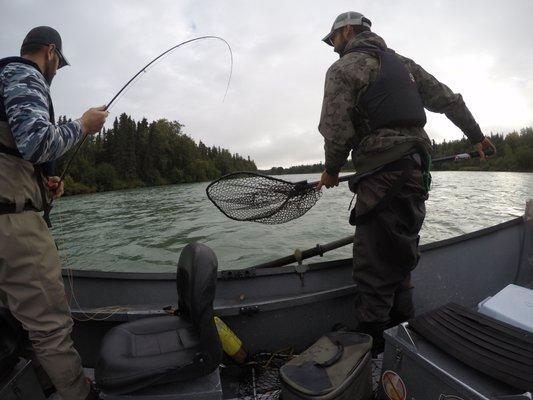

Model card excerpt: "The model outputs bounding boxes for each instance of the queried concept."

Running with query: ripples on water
[51,171,533,272]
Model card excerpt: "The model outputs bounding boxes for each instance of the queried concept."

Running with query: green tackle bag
[280,332,373,400]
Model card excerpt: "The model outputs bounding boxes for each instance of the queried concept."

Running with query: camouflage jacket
[0,57,83,165]
[318,31,485,174]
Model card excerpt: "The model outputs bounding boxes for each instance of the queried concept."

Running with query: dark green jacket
[319,31,484,174]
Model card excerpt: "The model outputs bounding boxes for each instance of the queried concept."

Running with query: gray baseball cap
[322,12,372,46]
[22,26,70,68]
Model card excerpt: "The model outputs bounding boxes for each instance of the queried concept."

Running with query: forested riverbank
[57,113,257,195]
[262,127,533,175]
[58,119,532,196]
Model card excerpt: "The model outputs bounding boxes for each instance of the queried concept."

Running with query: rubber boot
[85,378,101,400]
[389,287,415,327]
[389,274,415,327]
[356,320,389,357]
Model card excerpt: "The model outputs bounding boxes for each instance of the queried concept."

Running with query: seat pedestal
[100,368,222,400]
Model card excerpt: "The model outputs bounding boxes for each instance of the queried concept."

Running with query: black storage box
[280,331,373,400]
[378,323,532,400]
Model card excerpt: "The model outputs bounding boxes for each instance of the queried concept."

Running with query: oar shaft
[250,235,354,270]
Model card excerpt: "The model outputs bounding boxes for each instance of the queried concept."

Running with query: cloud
[1,0,532,168]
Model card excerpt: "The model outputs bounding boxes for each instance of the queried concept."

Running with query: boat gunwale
[61,216,524,281]
[70,284,359,318]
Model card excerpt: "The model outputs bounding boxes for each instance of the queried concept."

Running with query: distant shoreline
[61,168,532,198]
[261,169,533,175]
[259,163,533,176]
[60,125,532,196]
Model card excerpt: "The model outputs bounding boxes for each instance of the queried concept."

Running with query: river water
[50,171,533,272]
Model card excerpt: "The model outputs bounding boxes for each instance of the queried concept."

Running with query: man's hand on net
[474,137,497,160]
[318,170,339,189]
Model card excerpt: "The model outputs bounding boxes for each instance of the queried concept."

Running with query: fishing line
[56,36,233,320]
[59,35,233,181]
[55,198,126,321]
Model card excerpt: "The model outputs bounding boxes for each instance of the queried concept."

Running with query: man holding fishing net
[0,26,107,399]
[317,12,496,354]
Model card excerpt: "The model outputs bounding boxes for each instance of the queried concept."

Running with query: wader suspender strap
[35,164,52,228]
[349,158,417,226]
[0,142,22,158]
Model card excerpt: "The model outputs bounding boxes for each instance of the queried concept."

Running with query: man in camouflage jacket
[317,12,496,353]
[0,27,108,399]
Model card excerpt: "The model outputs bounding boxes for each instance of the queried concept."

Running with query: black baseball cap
[22,26,70,69]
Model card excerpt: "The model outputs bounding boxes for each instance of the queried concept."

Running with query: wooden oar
[248,235,354,270]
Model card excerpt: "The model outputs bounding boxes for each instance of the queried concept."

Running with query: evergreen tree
[56,113,257,195]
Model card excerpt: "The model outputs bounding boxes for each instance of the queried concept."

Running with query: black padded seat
[95,243,222,395]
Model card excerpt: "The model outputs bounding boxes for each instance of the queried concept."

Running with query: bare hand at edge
[47,176,64,199]
[474,137,497,160]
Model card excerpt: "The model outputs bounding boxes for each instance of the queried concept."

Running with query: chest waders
[0,57,54,227]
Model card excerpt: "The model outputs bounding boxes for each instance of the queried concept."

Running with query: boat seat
[95,243,222,395]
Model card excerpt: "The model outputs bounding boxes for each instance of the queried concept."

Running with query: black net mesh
[206,172,322,224]
[372,354,383,397]
[222,352,294,400]
[221,350,382,399]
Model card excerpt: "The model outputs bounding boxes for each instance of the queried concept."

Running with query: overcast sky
[1,0,532,168]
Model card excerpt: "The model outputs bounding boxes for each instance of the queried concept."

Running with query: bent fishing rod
[41,36,232,227]
[58,35,233,182]
[206,149,496,225]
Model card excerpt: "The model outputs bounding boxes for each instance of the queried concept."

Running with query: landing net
[206,172,321,224]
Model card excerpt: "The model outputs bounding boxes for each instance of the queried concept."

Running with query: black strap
[0,142,22,158]
[0,201,40,215]
[314,341,344,368]
[350,158,417,226]
[34,165,52,228]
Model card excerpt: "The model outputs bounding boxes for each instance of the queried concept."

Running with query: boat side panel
[515,225,533,288]
[64,260,355,309]
[413,221,524,314]
[73,294,360,368]
[66,218,530,366]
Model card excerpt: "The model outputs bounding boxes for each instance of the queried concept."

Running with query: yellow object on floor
[214,316,247,364]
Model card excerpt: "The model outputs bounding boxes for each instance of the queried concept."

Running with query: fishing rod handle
[433,148,494,163]
[313,148,494,187]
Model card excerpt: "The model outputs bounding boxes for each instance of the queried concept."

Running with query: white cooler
[478,284,533,333]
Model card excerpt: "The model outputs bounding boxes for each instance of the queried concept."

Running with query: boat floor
[218,356,383,400]
[73,355,383,400]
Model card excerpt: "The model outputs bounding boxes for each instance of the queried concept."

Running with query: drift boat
[1,202,532,399]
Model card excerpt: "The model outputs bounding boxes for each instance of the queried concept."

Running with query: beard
[333,41,345,56]
[43,58,57,85]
